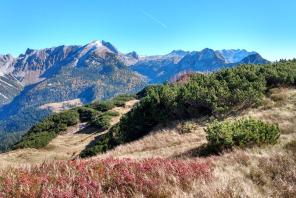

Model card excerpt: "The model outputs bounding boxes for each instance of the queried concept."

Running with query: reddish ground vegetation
[0,158,212,197]
[169,71,197,84]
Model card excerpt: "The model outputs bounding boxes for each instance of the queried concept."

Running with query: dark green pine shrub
[90,113,112,131]
[80,132,115,158]
[13,110,79,149]
[91,101,115,112]
[112,94,136,107]
[103,111,120,117]
[13,131,57,149]
[76,106,101,122]
[205,118,280,151]
[80,61,296,157]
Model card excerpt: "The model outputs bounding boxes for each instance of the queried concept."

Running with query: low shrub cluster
[89,111,120,131]
[103,111,120,117]
[75,106,101,122]
[177,121,198,134]
[80,132,114,157]
[90,100,115,112]
[90,113,112,131]
[12,94,134,150]
[13,110,80,149]
[82,61,296,157]
[112,94,136,106]
[90,94,136,111]
[0,158,212,197]
[205,118,280,151]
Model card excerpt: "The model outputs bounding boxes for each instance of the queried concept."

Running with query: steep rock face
[0,74,23,107]
[0,55,22,106]
[0,54,15,75]
[12,46,80,85]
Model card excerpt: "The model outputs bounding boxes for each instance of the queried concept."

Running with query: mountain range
[0,40,269,150]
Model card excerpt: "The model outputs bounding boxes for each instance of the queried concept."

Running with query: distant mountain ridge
[131,48,268,83]
[217,49,256,63]
[0,41,268,87]
[0,40,269,149]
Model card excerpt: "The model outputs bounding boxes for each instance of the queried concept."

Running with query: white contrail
[141,10,167,29]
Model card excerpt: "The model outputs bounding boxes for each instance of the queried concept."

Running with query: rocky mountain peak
[126,51,139,59]
[0,54,15,76]
[199,48,224,60]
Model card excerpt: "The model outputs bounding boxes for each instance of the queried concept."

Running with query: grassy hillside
[0,87,295,197]
[81,60,296,156]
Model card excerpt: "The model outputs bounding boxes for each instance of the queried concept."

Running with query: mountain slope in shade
[177,48,226,72]
[130,50,188,83]
[239,53,270,64]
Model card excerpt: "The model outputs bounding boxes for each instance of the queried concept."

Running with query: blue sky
[0,0,295,61]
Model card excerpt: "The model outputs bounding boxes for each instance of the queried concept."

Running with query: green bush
[13,131,57,149]
[90,114,112,131]
[91,101,115,112]
[80,132,114,157]
[112,94,135,107]
[52,110,79,126]
[205,118,280,151]
[13,110,79,149]
[76,106,101,122]
[103,111,120,117]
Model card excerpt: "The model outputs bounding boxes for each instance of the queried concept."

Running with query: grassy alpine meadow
[0,158,212,197]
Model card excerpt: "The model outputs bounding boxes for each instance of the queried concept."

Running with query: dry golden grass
[242,88,296,135]
[95,88,296,197]
[99,120,207,159]
[39,98,83,112]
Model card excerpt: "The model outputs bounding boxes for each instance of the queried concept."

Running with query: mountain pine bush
[205,118,280,151]
[90,101,115,112]
[76,106,101,122]
[13,110,80,149]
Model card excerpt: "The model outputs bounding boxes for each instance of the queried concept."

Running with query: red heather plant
[0,158,212,197]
